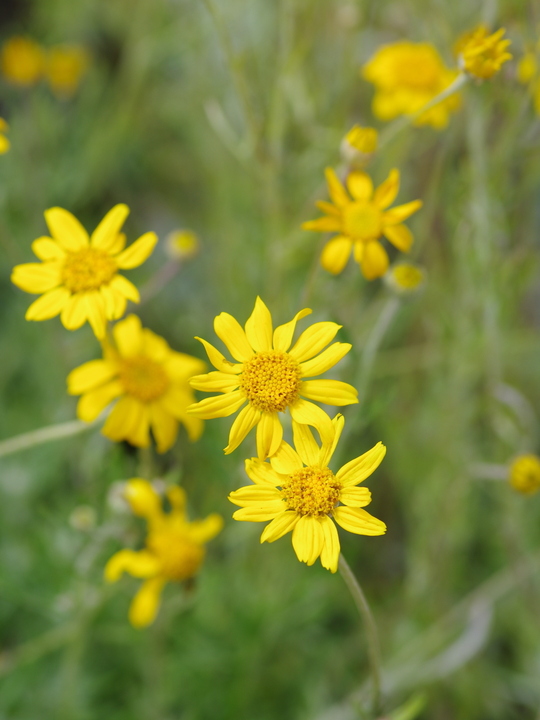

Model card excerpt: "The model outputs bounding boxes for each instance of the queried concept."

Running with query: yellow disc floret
[148,531,205,581]
[118,356,170,402]
[281,467,342,516]
[240,351,301,413]
[62,248,117,292]
[343,201,383,240]
[509,454,540,495]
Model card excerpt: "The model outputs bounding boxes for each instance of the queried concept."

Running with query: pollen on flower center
[281,467,342,516]
[148,531,205,581]
[118,356,170,403]
[343,201,382,240]
[240,351,301,413]
[62,247,117,292]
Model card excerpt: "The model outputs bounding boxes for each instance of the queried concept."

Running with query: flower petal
[260,510,300,543]
[316,200,340,216]
[290,400,334,444]
[256,412,283,460]
[302,216,342,232]
[318,413,345,467]
[31,237,66,261]
[228,485,283,507]
[270,440,304,474]
[292,422,320,467]
[337,441,387,486]
[224,403,261,454]
[195,337,243,374]
[361,241,389,280]
[85,291,107,339]
[214,312,254,361]
[320,236,353,275]
[101,283,127,320]
[116,231,158,269]
[299,343,351,378]
[68,359,117,395]
[187,513,224,543]
[44,207,89,251]
[149,402,178,453]
[383,199,422,225]
[102,396,149,447]
[289,322,342,362]
[113,314,143,357]
[333,506,386,536]
[300,379,358,406]
[188,390,246,419]
[245,458,283,486]
[292,516,324,566]
[272,308,312,353]
[346,171,373,201]
[190,371,240,392]
[61,294,88,330]
[339,486,372,507]
[164,354,206,381]
[104,549,161,582]
[373,169,400,209]
[124,478,162,518]
[90,204,129,252]
[320,516,340,573]
[25,286,70,320]
[11,262,61,293]
[232,504,285,521]
[142,329,169,362]
[244,296,273,352]
[110,274,140,303]
[325,167,349,208]
[129,577,167,628]
[383,223,413,252]
[76,380,123,422]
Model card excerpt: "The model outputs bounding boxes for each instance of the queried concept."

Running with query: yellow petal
[214,312,254,361]
[353,241,364,264]
[302,216,342,232]
[124,478,162,518]
[0,134,10,153]
[300,379,358,406]
[224,403,261,454]
[68,359,116,394]
[245,458,283,486]
[116,231,158,269]
[383,223,413,252]
[361,241,389,280]
[187,390,246,419]
[187,513,224,543]
[337,441,387,486]
[166,485,186,514]
[61,294,87,330]
[142,329,169,361]
[190,371,240,392]
[383,199,422,225]
[289,400,334,444]
[102,396,149,447]
[232,504,285,521]
[228,485,283,506]
[110,274,140,303]
[90,204,129,252]
[11,262,61,293]
[316,200,340,216]
[373,169,400,209]
[195,337,243,374]
[161,386,194,419]
[179,413,204,442]
[324,167,349,208]
[25,286,70,320]
[164,353,206,381]
[256,412,283,459]
[292,516,324,566]
[333,506,386,536]
[318,413,345,467]
[104,549,160,582]
[44,207,89,251]
[244,296,273,352]
[77,381,123,422]
[125,402,151,448]
[346,171,373,201]
[113,314,143,357]
[101,284,127,321]
[339,486,372,507]
[292,421,320,467]
[320,236,353,275]
[108,232,127,255]
[289,321,342,363]
[320,517,340,573]
[149,402,178,453]
[270,440,304,474]
[85,291,107,339]
[299,342,351,378]
[129,577,166,628]
[272,308,312,353]
[31,237,66,261]
[260,511,299,543]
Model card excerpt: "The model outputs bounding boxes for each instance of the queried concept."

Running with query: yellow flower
[344,125,378,154]
[0,118,10,154]
[165,229,199,261]
[386,263,425,294]
[303,168,422,280]
[68,314,205,452]
[362,41,462,128]
[1,36,45,86]
[46,45,89,97]
[11,205,157,339]
[105,479,223,627]
[518,49,540,115]
[228,415,386,572]
[188,297,358,459]
[457,26,512,80]
[509,454,540,495]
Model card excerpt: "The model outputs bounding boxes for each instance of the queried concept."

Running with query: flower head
[303,168,422,280]
[385,263,425,294]
[1,36,45,86]
[457,26,512,80]
[68,314,205,452]
[11,205,157,339]
[188,297,358,459]
[509,454,540,495]
[46,45,89,97]
[228,415,386,572]
[0,118,10,154]
[165,229,199,261]
[344,125,378,154]
[105,479,223,627]
[362,41,462,128]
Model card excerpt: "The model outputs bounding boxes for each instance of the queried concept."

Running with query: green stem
[0,419,97,459]
[339,553,383,715]
[357,296,401,403]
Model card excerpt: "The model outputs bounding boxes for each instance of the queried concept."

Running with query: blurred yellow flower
[386,263,425,294]
[303,168,422,280]
[0,118,10,154]
[344,125,378,154]
[46,45,89,97]
[188,297,357,459]
[229,415,386,572]
[1,36,44,86]
[68,314,205,452]
[509,454,540,495]
[105,479,222,627]
[362,41,461,128]
[11,204,157,339]
[518,49,540,114]
[457,26,512,80]
[165,229,199,261]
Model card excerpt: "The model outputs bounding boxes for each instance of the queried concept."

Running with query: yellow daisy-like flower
[362,41,462,129]
[68,314,205,452]
[518,48,540,115]
[165,229,199,261]
[11,204,157,339]
[303,168,422,280]
[105,479,223,628]
[509,454,540,495]
[46,45,89,97]
[385,263,425,294]
[457,26,512,80]
[188,297,358,459]
[1,36,45,86]
[0,118,10,154]
[228,415,386,572]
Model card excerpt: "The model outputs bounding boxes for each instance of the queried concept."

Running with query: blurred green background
[1,0,540,718]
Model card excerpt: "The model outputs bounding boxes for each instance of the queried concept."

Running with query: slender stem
[0,419,98,459]
[357,296,401,403]
[339,553,383,715]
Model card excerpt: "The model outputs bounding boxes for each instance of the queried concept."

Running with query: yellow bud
[509,455,540,495]
[165,229,199,261]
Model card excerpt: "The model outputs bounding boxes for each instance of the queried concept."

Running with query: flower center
[118,356,170,403]
[281,467,341,516]
[62,248,117,293]
[240,351,301,413]
[343,201,382,241]
[148,531,205,581]
[391,264,424,290]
